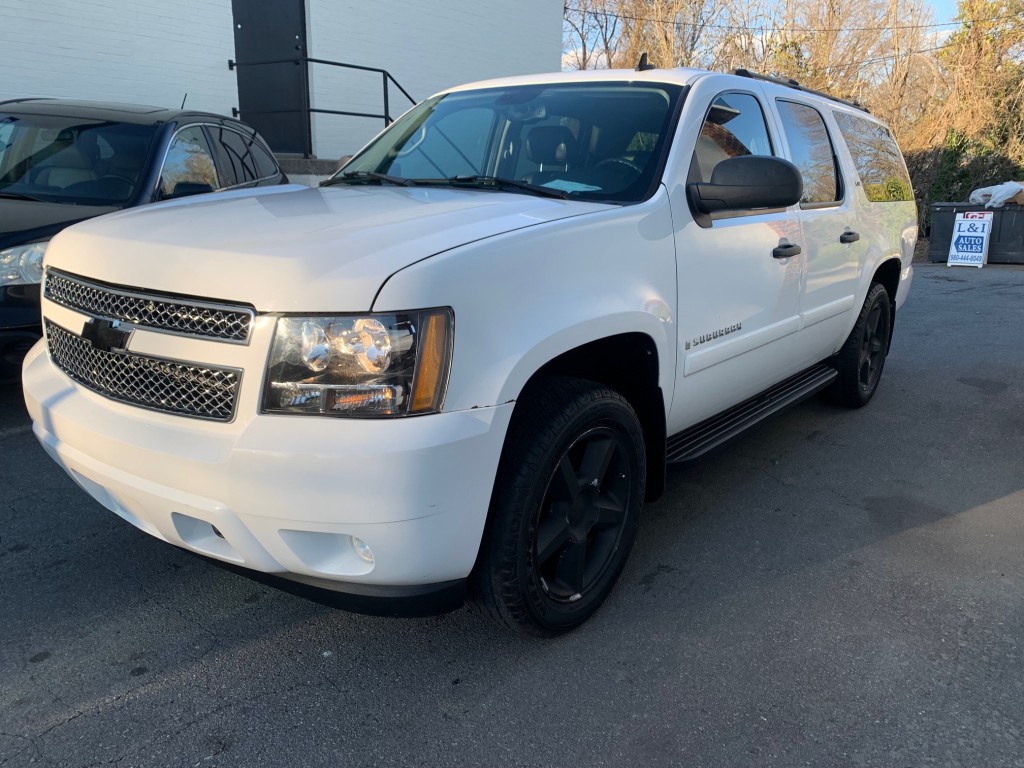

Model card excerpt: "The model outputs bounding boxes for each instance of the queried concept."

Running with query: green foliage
[905,129,1024,233]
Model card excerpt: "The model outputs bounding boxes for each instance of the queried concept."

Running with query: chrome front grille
[44,270,254,343]
[46,321,241,422]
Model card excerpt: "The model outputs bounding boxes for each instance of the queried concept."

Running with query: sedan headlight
[262,309,453,417]
[0,241,48,286]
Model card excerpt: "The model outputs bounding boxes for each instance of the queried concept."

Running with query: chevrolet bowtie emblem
[81,318,131,353]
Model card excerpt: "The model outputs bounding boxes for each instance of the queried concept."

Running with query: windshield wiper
[320,171,416,188]
[425,175,569,200]
[0,191,48,202]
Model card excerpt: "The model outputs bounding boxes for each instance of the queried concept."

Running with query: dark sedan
[0,98,288,381]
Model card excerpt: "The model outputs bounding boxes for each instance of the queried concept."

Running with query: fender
[372,188,680,414]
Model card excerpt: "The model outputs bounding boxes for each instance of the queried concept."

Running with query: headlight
[262,309,453,417]
[0,241,48,286]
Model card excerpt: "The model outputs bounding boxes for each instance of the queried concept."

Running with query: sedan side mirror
[688,156,803,225]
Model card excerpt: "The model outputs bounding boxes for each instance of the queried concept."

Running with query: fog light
[352,536,374,564]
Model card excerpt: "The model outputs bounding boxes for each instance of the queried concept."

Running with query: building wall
[2,1,563,160]
[0,0,237,114]
[306,0,563,159]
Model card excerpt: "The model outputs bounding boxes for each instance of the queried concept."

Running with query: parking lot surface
[2,263,1023,768]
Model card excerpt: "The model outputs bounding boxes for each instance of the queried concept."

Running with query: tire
[830,282,892,408]
[474,376,646,636]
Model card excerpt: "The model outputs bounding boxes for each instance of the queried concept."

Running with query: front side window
[337,82,685,204]
[0,113,158,205]
[832,111,913,202]
[690,93,774,183]
[160,126,219,197]
[776,100,841,205]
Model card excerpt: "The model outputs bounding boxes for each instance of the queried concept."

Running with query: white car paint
[22,66,917,599]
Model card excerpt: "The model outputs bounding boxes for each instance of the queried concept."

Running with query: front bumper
[23,340,514,592]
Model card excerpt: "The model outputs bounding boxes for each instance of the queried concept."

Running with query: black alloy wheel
[474,376,645,636]
[830,282,892,408]
[858,299,888,394]
[530,426,632,604]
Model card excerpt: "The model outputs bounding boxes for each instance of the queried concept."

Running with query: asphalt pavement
[2,263,1023,768]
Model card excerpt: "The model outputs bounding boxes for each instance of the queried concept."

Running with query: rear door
[769,94,866,355]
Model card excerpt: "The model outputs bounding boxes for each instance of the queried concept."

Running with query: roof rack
[731,69,870,113]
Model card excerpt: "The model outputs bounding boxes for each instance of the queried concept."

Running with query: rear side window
[691,93,774,183]
[210,126,262,186]
[776,100,840,205]
[832,112,913,202]
[251,140,278,178]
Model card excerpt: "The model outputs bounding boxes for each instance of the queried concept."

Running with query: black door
[231,0,309,155]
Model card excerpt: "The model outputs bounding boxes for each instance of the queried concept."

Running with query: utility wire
[565,4,1009,34]
[826,43,955,68]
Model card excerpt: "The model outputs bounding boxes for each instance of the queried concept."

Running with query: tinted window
[833,111,913,202]
[210,126,264,186]
[252,140,278,179]
[777,100,840,205]
[160,126,219,197]
[691,93,774,183]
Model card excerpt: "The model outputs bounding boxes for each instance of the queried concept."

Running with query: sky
[925,0,960,25]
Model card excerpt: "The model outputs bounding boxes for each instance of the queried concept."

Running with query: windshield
[0,113,159,205]
[337,82,685,203]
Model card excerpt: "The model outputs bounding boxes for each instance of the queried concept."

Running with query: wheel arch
[508,331,667,503]
[872,256,902,345]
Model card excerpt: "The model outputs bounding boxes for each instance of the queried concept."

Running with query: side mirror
[688,156,803,223]
[164,181,215,199]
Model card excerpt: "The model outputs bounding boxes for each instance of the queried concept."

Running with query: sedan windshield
[0,113,159,205]
[334,81,685,204]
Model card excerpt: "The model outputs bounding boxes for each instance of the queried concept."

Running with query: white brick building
[1,0,562,160]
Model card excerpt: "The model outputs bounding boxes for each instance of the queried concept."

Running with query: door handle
[840,231,860,243]
[772,243,802,259]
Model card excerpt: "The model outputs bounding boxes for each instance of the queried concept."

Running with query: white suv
[23,67,917,635]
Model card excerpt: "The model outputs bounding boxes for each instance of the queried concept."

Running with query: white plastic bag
[968,181,1024,208]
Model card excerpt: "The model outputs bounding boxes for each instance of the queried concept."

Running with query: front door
[667,77,805,433]
[231,0,309,155]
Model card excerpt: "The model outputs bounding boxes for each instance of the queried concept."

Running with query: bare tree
[562,0,1024,215]
[563,0,622,69]
[613,0,729,69]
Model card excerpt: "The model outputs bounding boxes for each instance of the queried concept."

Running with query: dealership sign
[947,211,993,268]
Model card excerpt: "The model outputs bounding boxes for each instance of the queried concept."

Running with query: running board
[666,364,838,463]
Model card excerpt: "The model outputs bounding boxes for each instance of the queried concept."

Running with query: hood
[44,184,612,312]
[0,198,119,249]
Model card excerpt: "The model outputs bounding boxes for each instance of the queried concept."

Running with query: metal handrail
[228,56,416,157]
